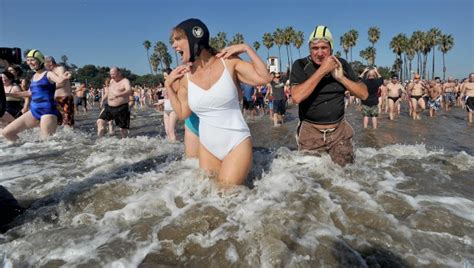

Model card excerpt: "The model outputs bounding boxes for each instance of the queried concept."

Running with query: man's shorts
[427,97,442,111]
[243,98,254,110]
[74,96,87,107]
[362,105,379,117]
[296,120,355,166]
[466,96,474,112]
[99,103,130,129]
[445,92,456,105]
[273,99,286,115]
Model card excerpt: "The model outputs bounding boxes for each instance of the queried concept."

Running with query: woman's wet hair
[2,70,15,82]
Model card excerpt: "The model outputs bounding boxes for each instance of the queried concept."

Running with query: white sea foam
[0,133,472,267]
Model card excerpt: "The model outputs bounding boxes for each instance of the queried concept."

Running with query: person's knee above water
[165,18,272,184]
[290,25,368,166]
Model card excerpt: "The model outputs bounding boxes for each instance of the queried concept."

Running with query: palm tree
[210,36,219,51]
[143,40,153,74]
[150,53,160,75]
[229,33,245,45]
[421,31,434,79]
[347,29,359,62]
[293,30,304,58]
[335,51,342,58]
[359,49,369,65]
[427,28,442,79]
[253,41,261,52]
[392,58,403,77]
[216,32,228,50]
[154,41,167,72]
[283,26,295,73]
[368,27,380,65]
[390,33,407,80]
[406,45,416,80]
[411,31,425,75]
[340,34,350,60]
[150,54,159,75]
[360,47,376,66]
[273,28,285,72]
[262,33,274,59]
[438,34,454,80]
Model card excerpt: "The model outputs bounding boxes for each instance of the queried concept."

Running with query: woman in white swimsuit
[165,18,272,185]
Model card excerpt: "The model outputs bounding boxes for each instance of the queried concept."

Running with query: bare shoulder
[121,78,131,87]
[223,56,242,70]
[13,84,22,92]
[54,65,66,74]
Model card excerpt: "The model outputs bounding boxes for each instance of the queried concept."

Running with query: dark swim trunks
[466,96,474,112]
[99,103,130,129]
[388,96,399,103]
[5,101,23,118]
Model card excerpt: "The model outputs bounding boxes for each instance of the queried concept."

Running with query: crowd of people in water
[1,19,473,185]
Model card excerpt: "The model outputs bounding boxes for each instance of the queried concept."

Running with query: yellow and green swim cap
[308,25,334,50]
[26,49,45,65]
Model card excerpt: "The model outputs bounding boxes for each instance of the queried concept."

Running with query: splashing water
[1,107,473,267]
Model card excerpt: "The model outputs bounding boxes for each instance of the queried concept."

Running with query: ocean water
[0,105,473,267]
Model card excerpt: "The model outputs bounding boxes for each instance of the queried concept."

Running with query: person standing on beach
[407,74,426,120]
[360,67,384,129]
[461,72,474,123]
[386,75,404,120]
[290,25,368,166]
[2,49,71,141]
[97,67,132,138]
[45,56,75,128]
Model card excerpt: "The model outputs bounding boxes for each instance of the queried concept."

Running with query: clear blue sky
[1,0,473,79]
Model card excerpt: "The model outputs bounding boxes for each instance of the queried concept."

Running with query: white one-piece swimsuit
[187,58,251,160]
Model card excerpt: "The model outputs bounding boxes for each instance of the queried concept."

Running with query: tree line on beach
[142,26,454,82]
[19,26,454,88]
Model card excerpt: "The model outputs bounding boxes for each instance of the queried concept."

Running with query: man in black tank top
[290,25,368,166]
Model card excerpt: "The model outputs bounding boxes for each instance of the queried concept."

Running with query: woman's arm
[164,65,192,120]
[47,70,72,84]
[7,86,31,98]
[217,44,272,86]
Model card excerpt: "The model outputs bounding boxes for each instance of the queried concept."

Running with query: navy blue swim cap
[175,18,210,62]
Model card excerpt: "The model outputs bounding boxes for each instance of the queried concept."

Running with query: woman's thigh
[218,137,253,185]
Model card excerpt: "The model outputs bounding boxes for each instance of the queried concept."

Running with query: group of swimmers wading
[1,20,473,186]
